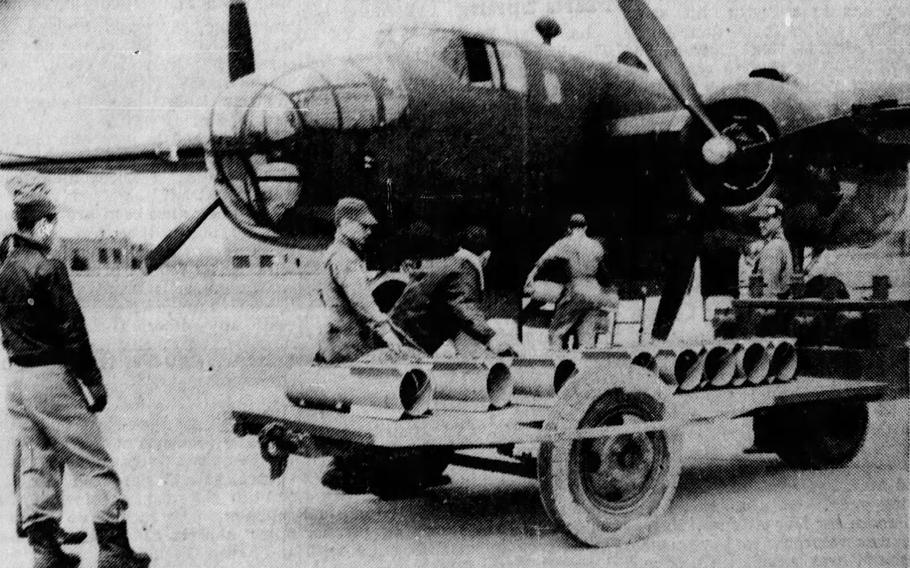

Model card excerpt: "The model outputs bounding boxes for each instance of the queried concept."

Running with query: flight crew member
[390,226,518,357]
[0,175,150,568]
[525,214,618,349]
[750,198,793,298]
[314,197,403,364]
[1,233,87,548]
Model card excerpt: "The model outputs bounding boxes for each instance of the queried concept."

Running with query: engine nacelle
[690,78,910,249]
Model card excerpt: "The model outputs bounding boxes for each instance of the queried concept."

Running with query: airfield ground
[0,273,907,568]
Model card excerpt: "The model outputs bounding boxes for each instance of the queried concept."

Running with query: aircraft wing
[851,100,910,146]
[0,136,207,175]
[605,98,910,151]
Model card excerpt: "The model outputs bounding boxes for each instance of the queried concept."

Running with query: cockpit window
[497,43,527,94]
[462,37,501,89]
[379,29,467,81]
[380,29,505,90]
[544,71,563,104]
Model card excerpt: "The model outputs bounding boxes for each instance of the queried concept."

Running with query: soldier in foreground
[1,233,88,548]
[0,175,150,568]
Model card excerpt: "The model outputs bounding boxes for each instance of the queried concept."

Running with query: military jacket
[315,235,387,363]
[390,256,495,355]
[0,234,102,384]
[754,230,793,298]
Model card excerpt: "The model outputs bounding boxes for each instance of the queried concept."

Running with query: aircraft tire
[756,401,869,470]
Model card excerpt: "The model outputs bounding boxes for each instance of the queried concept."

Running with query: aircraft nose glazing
[209,59,408,144]
[206,59,409,242]
[209,78,306,232]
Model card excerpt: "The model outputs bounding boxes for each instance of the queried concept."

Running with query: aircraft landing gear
[752,400,869,469]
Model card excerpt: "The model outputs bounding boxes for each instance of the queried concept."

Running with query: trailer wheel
[757,401,869,469]
[538,365,683,547]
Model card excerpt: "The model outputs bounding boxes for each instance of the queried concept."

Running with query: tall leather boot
[94,522,151,568]
[27,520,81,568]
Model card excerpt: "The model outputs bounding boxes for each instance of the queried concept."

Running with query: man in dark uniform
[2,233,87,547]
[390,226,517,357]
[0,174,150,568]
[314,197,402,363]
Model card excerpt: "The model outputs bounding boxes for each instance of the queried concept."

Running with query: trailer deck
[232,376,885,448]
[231,358,888,549]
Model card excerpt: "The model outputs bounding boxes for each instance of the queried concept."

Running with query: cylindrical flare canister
[528,281,564,303]
[430,360,514,409]
[512,357,577,398]
[284,365,433,418]
[704,345,737,388]
[655,348,679,387]
[732,341,771,386]
[768,339,798,383]
[675,347,707,392]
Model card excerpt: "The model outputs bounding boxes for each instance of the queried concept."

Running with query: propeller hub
[701,135,738,165]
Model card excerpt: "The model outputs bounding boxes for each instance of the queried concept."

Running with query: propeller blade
[228,0,255,81]
[617,0,722,139]
[145,199,220,274]
[651,208,706,340]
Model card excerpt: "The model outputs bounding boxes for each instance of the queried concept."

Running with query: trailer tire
[758,401,869,469]
[538,365,683,547]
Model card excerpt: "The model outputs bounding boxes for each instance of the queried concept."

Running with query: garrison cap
[334,197,377,227]
[6,172,57,227]
[568,213,587,228]
[749,198,784,219]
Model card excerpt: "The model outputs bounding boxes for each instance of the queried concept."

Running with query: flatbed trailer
[231,359,886,547]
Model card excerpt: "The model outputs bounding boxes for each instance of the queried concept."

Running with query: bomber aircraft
[2,0,909,339]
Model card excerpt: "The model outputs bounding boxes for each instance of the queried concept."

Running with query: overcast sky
[0,0,907,253]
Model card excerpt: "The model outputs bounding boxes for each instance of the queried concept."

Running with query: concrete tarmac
[0,274,907,567]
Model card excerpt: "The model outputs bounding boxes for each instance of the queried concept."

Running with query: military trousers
[13,437,66,534]
[6,364,127,529]
[549,279,612,350]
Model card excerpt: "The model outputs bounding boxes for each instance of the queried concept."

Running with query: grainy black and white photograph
[0,1,907,566]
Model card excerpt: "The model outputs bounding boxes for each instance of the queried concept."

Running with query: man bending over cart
[390,226,518,358]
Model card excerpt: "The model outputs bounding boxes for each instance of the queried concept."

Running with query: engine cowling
[688,77,910,249]
[682,77,828,215]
